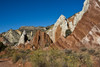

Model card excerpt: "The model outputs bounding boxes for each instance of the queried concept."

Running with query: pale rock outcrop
[68,0,90,31]
[18,30,28,45]
[47,15,68,42]
[15,30,22,35]
[81,25,100,48]
[4,29,20,44]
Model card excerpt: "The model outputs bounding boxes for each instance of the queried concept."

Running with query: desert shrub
[30,50,47,67]
[64,53,79,67]
[64,53,92,67]
[30,49,66,67]
[80,47,87,52]
[0,42,6,52]
[47,49,66,67]
[65,49,72,54]
[12,49,31,63]
[88,49,95,55]
[30,49,92,67]
[3,47,17,58]
[94,51,100,57]
[65,29,72,37]
[78,54,92,67]
[12,53,20,63]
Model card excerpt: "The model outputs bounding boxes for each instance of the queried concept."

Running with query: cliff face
[47,0,90,43]
[32,30,53,49]
[51,0,100,50]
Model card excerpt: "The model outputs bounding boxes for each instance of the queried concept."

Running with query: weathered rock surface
[32,30,53,49]
[19,26,47,40]
[3,29,20,45]
[50,0,100,52]
[18,30,28,45]
[47,0,89,42]
[0,26,48,45]
[51,0,100,50]
[47,15,68,42]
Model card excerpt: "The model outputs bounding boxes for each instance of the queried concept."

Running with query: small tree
[65,29,72,37]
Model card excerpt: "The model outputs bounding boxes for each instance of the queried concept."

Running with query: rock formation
[17,30,33,49]
[47,0,90,43]
[18,30,28,45]
[51,0,100,50]
[31,30,53,49]
[3,29,20,45]
[47,15,68,42]
[0,26,49,45]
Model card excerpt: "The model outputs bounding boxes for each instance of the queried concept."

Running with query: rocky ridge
[51,0,100,50]
[47,0,90,42]
[0,26,49,45]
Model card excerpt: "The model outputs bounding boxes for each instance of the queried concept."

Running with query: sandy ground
[0,59,17,67]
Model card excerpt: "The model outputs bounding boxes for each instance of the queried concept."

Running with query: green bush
[65,29,72,37]
[88,49,95,55]
[65,49,72,54]
[80,47,87,52]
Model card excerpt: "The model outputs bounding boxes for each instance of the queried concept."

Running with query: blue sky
[0,0,85,33]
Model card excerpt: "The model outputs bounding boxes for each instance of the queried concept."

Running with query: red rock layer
[51,0,100,50]
[55,25,62,42]
[32,30,53,49]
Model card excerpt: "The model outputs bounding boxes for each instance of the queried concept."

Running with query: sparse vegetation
[0,42,6,52]
[30,49,92,67]
[65,49,72,54]
[0,47,98,67]
[65,29,72,37]
[80,47,87,52]
[12,53,20,63]
[88,49,95,55]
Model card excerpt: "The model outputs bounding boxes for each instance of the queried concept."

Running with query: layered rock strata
[47,0,90,42]
[51,0,100,50]
[32,30,53,49]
